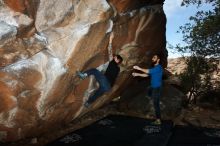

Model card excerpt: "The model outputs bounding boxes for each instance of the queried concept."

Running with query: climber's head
[114,55,123,64]
[152,54,161,65]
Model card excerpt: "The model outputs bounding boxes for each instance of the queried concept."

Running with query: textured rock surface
[0,22,17,47]
[0,0,167,142]
[117,79,184,120]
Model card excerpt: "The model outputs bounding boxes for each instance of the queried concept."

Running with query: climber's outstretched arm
[133,65,149,74]
[132,72,148,77]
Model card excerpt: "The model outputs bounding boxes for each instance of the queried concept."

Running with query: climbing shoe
[76,71,87,80]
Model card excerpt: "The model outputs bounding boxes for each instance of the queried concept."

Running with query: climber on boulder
[76,32,123,108]
[132,54,163,125]
[76,54,123,107]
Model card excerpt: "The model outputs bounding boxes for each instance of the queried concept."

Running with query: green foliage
[175,0,220,106]
[179,56,212,104]
[181,0,216,7]
[178,0,220,57]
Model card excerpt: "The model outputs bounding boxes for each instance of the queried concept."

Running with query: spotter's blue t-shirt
[149,64,163,88]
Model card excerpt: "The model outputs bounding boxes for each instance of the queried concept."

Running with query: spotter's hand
[132,73,138,77]
[133,65,140,70]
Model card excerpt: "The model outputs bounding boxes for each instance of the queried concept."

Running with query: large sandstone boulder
[117,78,184,119]
[0,0,167,142]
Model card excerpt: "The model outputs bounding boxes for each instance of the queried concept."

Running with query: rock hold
[0,21,17,47]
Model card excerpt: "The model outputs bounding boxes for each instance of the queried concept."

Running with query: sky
[163,0,213,58]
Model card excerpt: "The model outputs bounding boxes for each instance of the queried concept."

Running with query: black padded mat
[167,125,220,146]
[47,115,220,146]
[47,115,173,146]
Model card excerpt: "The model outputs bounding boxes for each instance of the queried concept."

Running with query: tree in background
[176,0,220,105]
[179,56,212,104]
[177,0,220,57]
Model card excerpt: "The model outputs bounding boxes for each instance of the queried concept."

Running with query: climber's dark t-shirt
[104,60,120,87]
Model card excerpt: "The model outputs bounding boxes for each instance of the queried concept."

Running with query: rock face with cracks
[0,0,167,142]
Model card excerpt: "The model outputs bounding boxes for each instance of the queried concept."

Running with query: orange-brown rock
[3,0,39,19]
[0,37,46,67]
[0,0,167,142]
